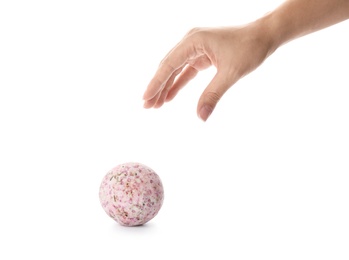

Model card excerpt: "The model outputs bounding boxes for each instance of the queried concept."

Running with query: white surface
[1,1,349,259]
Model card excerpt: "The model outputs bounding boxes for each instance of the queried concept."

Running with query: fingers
[143,42,192,103]
[146,65,198,108]
[143,68,179,109]
[197,70,237,121]
[165,65,199,102]
[143,91,161,109]
[153,67,184,108]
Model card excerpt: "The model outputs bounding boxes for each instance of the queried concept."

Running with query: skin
[143,0,349,121]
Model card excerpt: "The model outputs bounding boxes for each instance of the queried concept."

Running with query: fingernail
[199,105,213,122]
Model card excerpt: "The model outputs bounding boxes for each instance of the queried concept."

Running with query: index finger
[143,41,191,101]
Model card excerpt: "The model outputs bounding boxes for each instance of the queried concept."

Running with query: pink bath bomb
[99,162,164,226]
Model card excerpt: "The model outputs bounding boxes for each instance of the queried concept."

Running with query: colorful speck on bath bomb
[99,162,164,226]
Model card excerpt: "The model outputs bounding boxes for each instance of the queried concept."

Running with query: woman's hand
[143,0,349,121]
[143,22,276,121]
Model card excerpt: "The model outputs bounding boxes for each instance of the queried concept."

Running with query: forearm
[262,0,349,49]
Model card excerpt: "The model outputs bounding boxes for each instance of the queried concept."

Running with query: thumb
[197,71,233,121]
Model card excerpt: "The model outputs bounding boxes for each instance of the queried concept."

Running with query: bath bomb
[99,162,164,226]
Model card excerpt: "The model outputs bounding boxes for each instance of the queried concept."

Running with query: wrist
[259,10,294,49]
[248,14,283,58]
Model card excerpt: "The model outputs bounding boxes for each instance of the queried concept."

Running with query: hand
[143,22,276,121]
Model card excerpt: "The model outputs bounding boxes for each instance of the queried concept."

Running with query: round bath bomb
[99,162,164,226]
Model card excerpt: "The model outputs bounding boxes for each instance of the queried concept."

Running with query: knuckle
[204,91,221,106]
[185,27,211,41]
[186,27,202,36]
[184,27,208,48]
[159,57,176,72]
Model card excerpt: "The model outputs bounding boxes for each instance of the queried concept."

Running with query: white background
[1,1,348,259]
